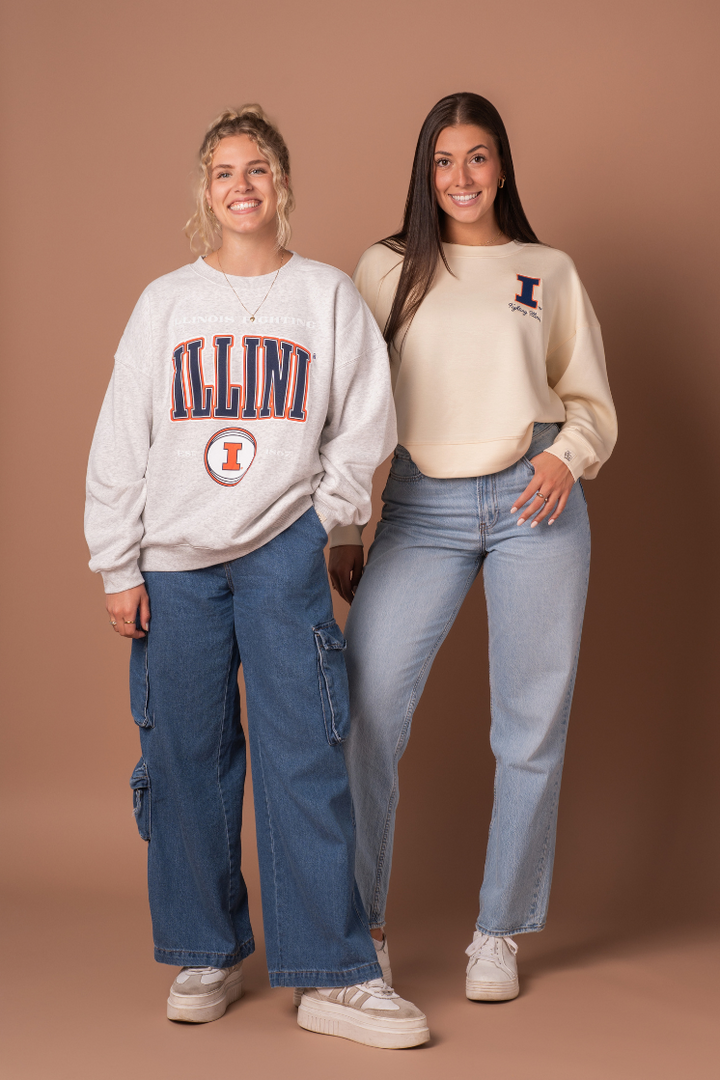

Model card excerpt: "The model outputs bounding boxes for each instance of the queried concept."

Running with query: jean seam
[143,639,151,724]
[155,941,252,958]
[224,563,235,593]
[526,575,587,923]
[314,632,341,744]
[370,557,482,920]
[216,638,237,920]
[254,737,283,970]
[268,962,379,975]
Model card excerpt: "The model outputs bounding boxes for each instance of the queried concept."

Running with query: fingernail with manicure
[531,521,538,528]
[510,506,517,513]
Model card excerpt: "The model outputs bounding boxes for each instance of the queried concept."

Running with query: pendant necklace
[216,250,286,323]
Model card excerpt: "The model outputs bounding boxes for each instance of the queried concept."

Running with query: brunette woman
[330,92,617,1001]
[85,105,428,1048]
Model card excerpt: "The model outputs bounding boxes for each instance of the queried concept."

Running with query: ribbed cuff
[329,524,364,547]
[101,565,145,594]
[543,432,595,482]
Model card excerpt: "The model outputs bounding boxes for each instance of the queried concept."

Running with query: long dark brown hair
[381,92,540,349]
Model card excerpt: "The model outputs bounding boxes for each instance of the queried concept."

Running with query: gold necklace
[482,229,503,246]
[217,251,286,323]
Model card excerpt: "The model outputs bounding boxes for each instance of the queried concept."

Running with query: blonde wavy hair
[184,104,295,254]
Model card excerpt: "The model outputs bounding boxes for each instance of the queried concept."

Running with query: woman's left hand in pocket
[512,452,575,527]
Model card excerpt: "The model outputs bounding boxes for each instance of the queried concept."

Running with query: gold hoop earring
[498,177,505,189]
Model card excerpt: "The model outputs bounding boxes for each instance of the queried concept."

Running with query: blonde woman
[330,92,617,1001]
[85,106,428,1048]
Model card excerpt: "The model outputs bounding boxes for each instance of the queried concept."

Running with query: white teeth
[451,193,479,203]
[229,200,259,210]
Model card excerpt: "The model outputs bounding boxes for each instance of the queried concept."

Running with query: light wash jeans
[344,423,591,936]
[129,508,381,987]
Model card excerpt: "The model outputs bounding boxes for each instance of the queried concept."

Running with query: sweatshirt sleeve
[85,295,153,593]
[313,286,397,539]
[543,270,617,481]
[326,247,402,548]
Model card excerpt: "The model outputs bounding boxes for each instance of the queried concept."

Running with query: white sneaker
[465,931,519,1001]
[293,934,392,1007]
[166,962,243,1022]
[297,979,429,1048]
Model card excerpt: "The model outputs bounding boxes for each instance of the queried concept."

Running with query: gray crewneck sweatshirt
[85,254,396,592]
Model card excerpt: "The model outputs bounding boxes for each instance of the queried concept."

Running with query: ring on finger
[536,491,549,502]
[123,619,135,625]
[109,619,117,626]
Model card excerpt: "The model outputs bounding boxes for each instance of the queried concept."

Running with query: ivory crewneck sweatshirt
[330,240,616,547]
[85,254,396,592]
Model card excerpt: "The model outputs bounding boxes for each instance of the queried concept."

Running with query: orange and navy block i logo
[515,275,541,308]
[204,428,257,486]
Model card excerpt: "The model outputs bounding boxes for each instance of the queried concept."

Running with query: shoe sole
[297,997,429,1049]
[466,977,519,1002]
[167,972,244,1022]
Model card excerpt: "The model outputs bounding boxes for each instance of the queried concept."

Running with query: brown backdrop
[2,1,719,1077]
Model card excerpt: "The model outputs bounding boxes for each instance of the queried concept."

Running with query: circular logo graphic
[204,428,257,486]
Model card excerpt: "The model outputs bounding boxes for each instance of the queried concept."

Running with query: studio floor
[4,893,718,1080]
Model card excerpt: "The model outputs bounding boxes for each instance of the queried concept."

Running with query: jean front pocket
[313,620,351,745]
[520,422,561,473]
[130,758,151,841]
[130,637,153,728]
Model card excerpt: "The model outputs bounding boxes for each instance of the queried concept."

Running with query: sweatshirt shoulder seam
[546,322,600,362]
[336,343,389,370]
[113,354,153,380]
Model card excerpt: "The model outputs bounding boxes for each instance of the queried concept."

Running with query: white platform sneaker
[293,934,392,1007]
[166,962,243,1022]
[297,979,429,1048]
[465,931,519,1001]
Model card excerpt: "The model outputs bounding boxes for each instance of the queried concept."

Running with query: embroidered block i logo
[515,275,541,309]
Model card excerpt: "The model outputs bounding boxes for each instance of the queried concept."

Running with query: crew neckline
[442,240,522,259]
[192,252,299,285]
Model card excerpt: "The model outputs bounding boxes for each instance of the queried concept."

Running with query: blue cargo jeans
[344,423,591,936]
[129,507,381,988]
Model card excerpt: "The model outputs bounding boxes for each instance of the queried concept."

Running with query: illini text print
[171,334,312,423]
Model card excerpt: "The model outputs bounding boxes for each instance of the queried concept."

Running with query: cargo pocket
[129,637,153,728]
[130,758,151,841]
[313,620,351,745]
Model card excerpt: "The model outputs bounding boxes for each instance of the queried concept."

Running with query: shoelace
[327,978,397,1005]
[465,934,518,961]
[359,978,397,997]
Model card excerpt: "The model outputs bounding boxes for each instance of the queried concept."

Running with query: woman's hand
[106,585,151,639]
[512,451,575,527]
[329,545,365,604]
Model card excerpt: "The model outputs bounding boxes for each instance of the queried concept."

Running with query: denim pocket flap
[313,621,350,745]
[130,758,151,841]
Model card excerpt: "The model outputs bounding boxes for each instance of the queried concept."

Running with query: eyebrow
[434,144,489,156]
[213,159,267,170]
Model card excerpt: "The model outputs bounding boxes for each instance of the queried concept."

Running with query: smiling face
[206,134,280,242]
[433,124,505,242]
